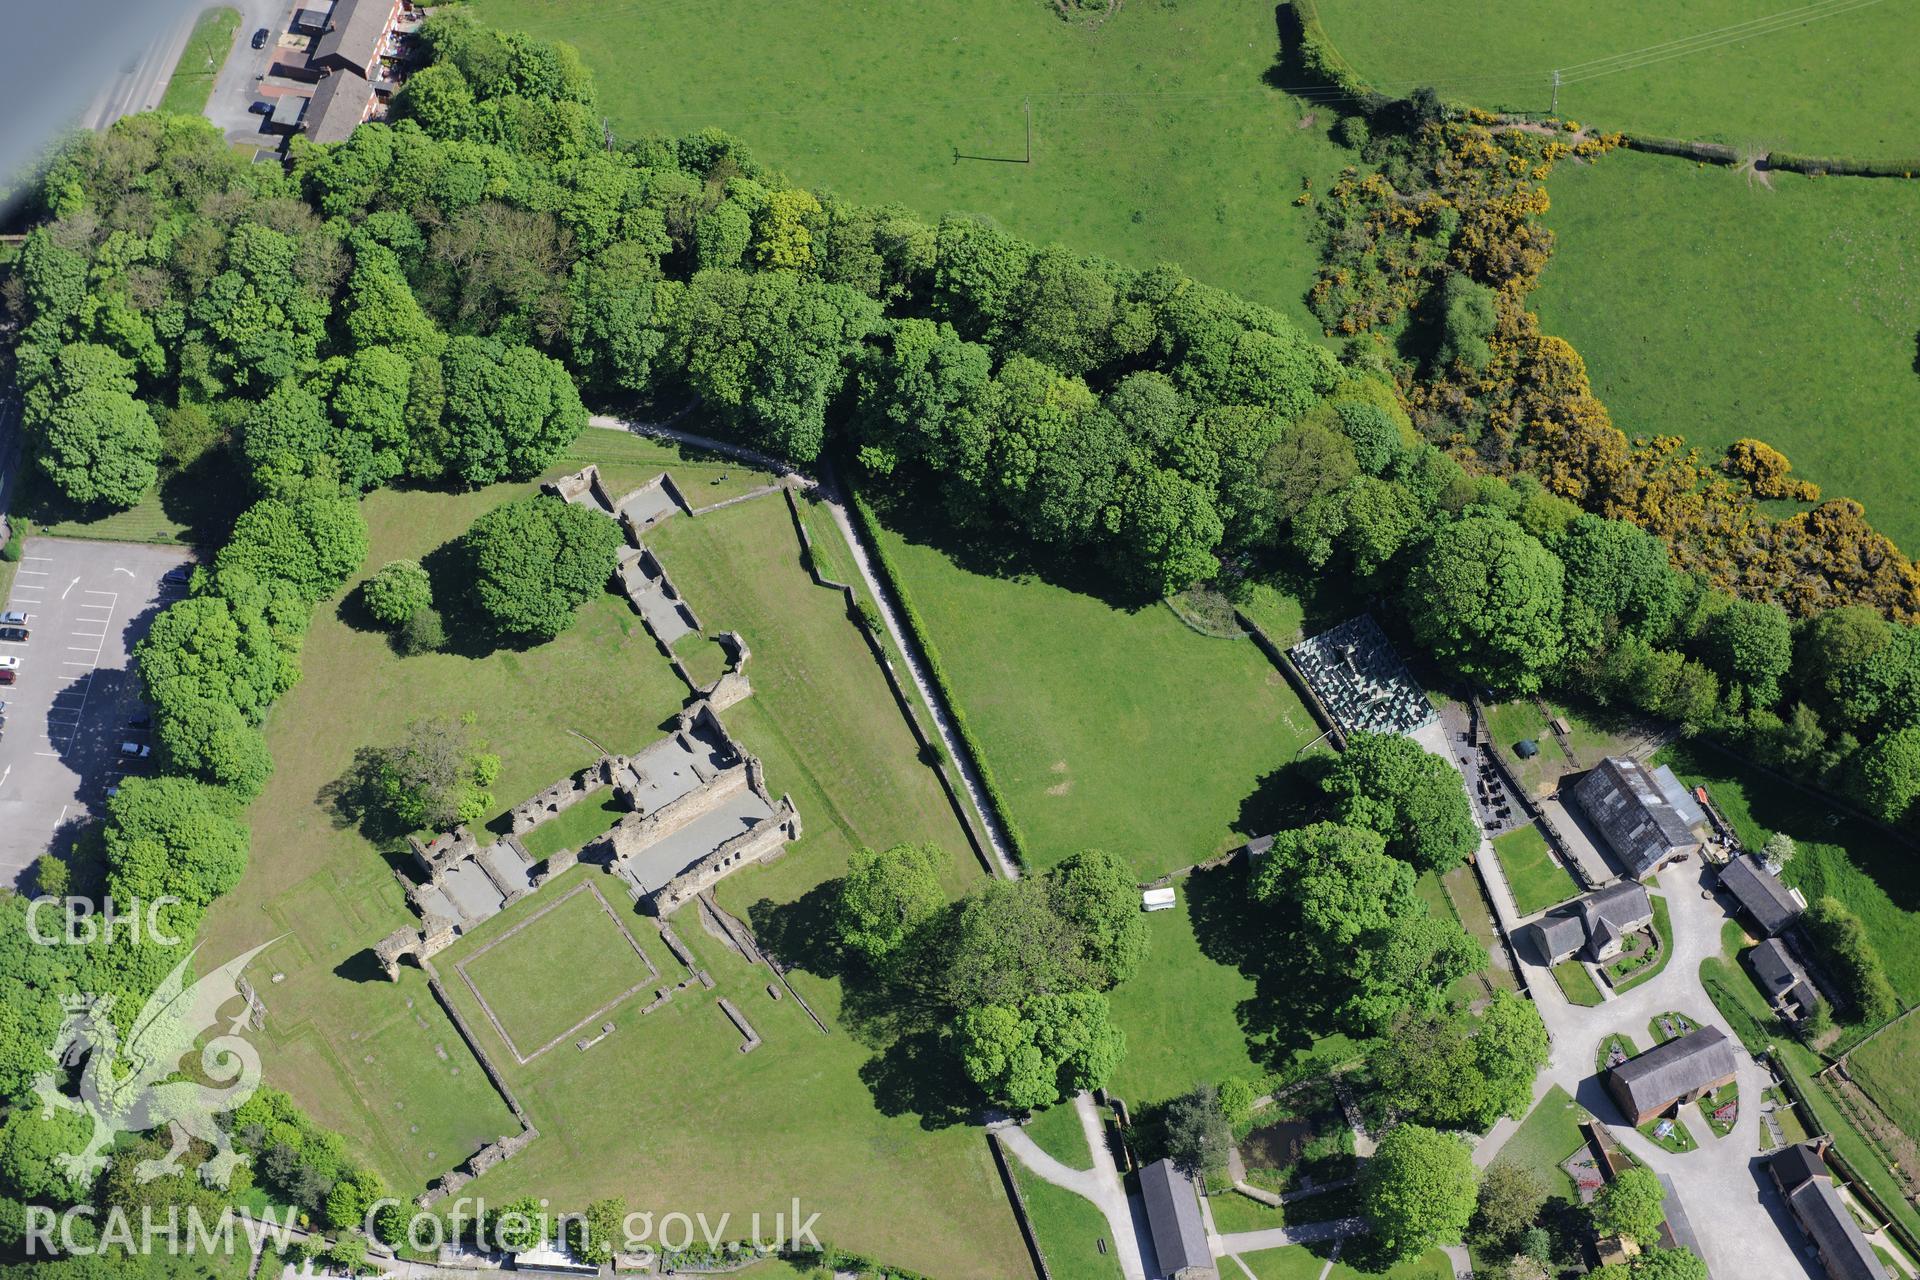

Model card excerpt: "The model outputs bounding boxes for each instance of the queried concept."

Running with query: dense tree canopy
[466,495,622,639]
[1361,1124,1478,1262]
[836,842,948,969]
[1405,515,1567,693]
[1321,731,1477,873]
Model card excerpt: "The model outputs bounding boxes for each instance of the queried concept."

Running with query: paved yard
[0,539,191,887]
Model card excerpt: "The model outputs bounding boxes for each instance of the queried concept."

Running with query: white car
[0,611,26,626]
[119,741,151,759]
[0,656,18,670]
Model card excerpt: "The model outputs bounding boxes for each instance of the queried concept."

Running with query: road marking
[35,751,59,758]
[114,568,134,578]
[63,660,94,667]
[59,592,120,748]
[67,646,101,653]
[82,589,116,599]
[61,578,80,599]
[15,570,47,577]
[20,556,51,563]
[71,631,105,639]
[0,765,9,789]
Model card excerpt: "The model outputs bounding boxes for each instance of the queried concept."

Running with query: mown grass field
[159,6,241,116]
[1536,150,1920,551]
[870,524,1321,878]
[470,0,1350,331]
[1845,1012,1920,1150]
[1493,1084,1589,1197]
[199,433,1033,1274]
[1316,0,1919,156]
[1491,823,1579,917]
[1010,1163,1124,1280]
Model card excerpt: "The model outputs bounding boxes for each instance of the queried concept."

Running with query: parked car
[161,567,193,587]
[120,742,151,759]
[249,100,272,115]
[252,27,271,49]
[0,611,27,625]
[0,656,18,670]
[0,627,27,643]
[0,671,14,685]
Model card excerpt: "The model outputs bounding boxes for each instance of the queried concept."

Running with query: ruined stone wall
[509,761,610,835]
[647,797,801,916]
[603,764,752,859]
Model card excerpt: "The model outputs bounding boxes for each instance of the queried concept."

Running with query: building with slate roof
[305,69,376,144]
[1768,1142,1882,1280]
[309,0,401,79]
[1571,758,1705,880]
[1720,854,1805,937]
[1521,882,1654,965]
[1138,1158,1215,1280]
[1750,937,1821,1022]
[1605,1027,1737,1126]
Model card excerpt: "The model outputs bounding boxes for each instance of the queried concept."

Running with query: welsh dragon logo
[34,941,278,1187]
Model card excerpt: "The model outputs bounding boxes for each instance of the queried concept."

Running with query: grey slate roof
[305,69,373,144]
[312,0,391,76]
[1721,854,1803,937]
[1572,757,1701,878]
[1524,912,1589,962]
[269,94,307,128]
[1577,881,1653,937]
[1770,1141,1829,1193]
[1652,764,1707,827]
[1789,1176,1883,1280]
[1138,1158,1213,1279]
[1750,938,1818,1015]
[1609,1027,1737,1117]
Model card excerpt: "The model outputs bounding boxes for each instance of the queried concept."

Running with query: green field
[471,0,1349,331]
[1234,1245,1455,1280]
[1846,1013,1920,1148]
[870,523,1321,877]
[1315,0,1920,156]
[1659,742,1920,1003]
[644,492,983,907]
[1552,960,1604,1006]
[1491,824,1579,917]
[159,6,242,116]
[1024,1102,1093,1169]
[1537,151,1920,552]
[1011,1163,1124,1280]
[1493,1085,1589,1197]
[453,882,655,1056]
[515,791,625,862]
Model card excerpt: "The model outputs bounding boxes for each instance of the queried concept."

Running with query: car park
[0,627,28,643]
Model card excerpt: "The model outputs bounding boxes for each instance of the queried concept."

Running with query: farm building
[1768,1142,1881,1280]
[1138,1158,1215,1280]
[1521,882,1654,965]
[1748,938,1819,1022]
[1604,1027,1737,1126]
[1719,854,1805,937]
[1571,757,1706,880]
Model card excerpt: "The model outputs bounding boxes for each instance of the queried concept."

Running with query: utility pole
[1023,97,1032,163]
[1550,69,1561,116]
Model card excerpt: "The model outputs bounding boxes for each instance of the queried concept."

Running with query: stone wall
[598,764,753,861]
[543,464,615,515]
[509,760,611,835]
[647,796,801,916]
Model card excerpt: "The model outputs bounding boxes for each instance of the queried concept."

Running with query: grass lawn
[565,426,780,508]
[34,489,193,546]
[1315,0,1918,156]
[1207,1188,1288,1235]
[1494,1086,1589,1196]
[437,879,1029,1278]
[1237,1247,1454,1280]
[1538,152,1920,552]
[1442,863,1518,993]
[195,475,692,1192]
[1699,1082,1740,1138]
[870,521,1320,877]
[1013,1164,1124,1280]
[159,7,242,115]
[451,880,655,1057]
[1597,1033,1641,1075]
[1551,959,1604,1007]
[471,0,1351,333]
[1649,1010,1701,1044]
[1640,1114,1697,1154]
[1658,741,1920,1002]
[1845,1011,1920,1148]
[1024,1102,1093,1169]
[1606,894,1674,993]
[514,790,625,863]
[1492,824,1580,916]
[644,493,981,909]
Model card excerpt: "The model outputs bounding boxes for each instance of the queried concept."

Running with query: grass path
[160,7,242,116]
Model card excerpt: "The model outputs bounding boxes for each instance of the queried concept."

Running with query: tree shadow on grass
[857,1028,979,1130]
[156,447,249,545]
[1186,860,1348,1074]
[1233,756,1331,840]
